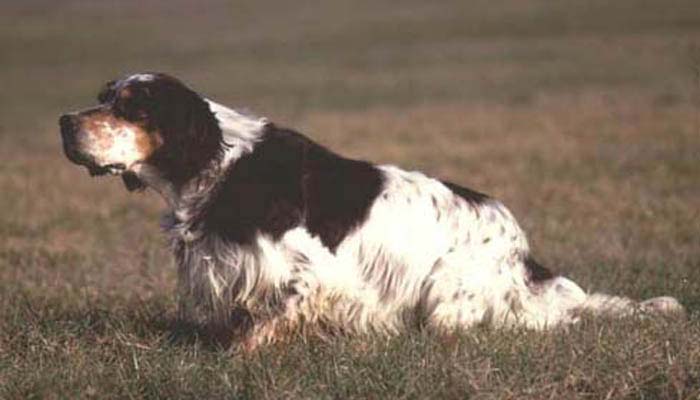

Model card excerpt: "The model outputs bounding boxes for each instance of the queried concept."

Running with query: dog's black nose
[59,114,77,137]
[59,114,76,129]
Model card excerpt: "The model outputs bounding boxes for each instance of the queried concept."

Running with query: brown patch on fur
[240,317,300,353]
[79,109,162,160]
[136,127,162,156]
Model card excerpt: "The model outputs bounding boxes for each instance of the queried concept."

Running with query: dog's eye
[114,100,149,122]
[117,90,157,119]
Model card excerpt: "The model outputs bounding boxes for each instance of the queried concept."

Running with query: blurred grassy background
[1,0,700,398]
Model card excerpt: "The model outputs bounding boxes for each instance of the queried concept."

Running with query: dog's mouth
[61,143,126,177]
[87,163,127,176]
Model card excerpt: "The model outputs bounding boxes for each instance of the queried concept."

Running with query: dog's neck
[134,100,267,221]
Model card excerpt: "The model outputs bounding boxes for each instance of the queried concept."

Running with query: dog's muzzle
[59,114,126,176]
[59,114,85,165]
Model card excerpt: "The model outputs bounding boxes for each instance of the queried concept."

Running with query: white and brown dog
[59,73,682,349]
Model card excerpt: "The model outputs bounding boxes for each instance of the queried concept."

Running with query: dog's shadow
[19,295,253,353]
[143,306,254,351]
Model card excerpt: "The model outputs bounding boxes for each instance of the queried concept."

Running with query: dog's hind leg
[521,275,685,327]
[575,292,684,317]
[418,254,509,331]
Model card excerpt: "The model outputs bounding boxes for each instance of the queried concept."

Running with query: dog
[59,73,682,349]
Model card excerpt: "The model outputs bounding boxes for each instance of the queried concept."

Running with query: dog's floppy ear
[148,82,223,187]
[121,171,146,192]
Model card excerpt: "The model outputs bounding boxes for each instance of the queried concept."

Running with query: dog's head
[59,73,223,191]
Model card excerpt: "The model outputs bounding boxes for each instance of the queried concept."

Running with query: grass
[1,0,700,398]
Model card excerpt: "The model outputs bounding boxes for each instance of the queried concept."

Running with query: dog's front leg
[241,315,288,352]
[241,277,318,352]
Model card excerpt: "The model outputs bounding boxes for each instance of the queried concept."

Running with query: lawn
[1,0,700,398]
